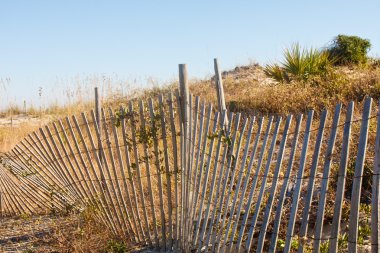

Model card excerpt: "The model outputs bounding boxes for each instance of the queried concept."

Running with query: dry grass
[0,208,136,253]
[1,62,379,155]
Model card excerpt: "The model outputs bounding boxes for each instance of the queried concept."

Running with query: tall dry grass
[1,63,379,152]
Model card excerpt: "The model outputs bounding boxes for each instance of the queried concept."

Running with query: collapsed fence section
[0,67,379,252]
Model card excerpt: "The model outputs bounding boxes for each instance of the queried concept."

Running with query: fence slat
[8,147,62,209]
[348,97,372,253]
[75,113,122,234]
[297,110,328,253]
[214,115,249,252]
[372,100,380,253]
[52,122,88,204]
[128,101,154,247]
[158,95,174,250]
[118,106,146,244]
[197,111,228,251]
[43,126,81,203]
[329,101,354,253]
[202,112,234,250]
[57,120,95,206]
[175,90,185,247]
[138,100,160,249]
[3,153,53,213]
[269,114,303,252]
[312,104,342,253]
[256,115,293,253]
[210,113,242,252]
[193,111,220,246]
[245,116,282,252]
[189,102,206,231]
[102,108,136,241]
[235,116,274,252]
[97,109,131,236]
[167,93,180,249]
[191,103,213,244]
[148,98,167,250]
[226,117,264,253]
[220,116,256,252]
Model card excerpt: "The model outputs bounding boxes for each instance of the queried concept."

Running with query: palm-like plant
[265,43,334,83]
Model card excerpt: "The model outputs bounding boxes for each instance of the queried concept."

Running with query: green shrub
[106,239,127,253]
[265,43,333,83]
[328,35,371,65]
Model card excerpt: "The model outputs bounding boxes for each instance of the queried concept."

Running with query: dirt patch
[0,215,78,253]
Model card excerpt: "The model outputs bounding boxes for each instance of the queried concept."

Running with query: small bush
[328,35,371,65]
[106,239,127,253]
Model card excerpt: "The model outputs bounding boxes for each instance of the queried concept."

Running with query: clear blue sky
[1,0,379,109]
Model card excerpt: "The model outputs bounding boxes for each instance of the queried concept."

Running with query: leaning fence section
[1,93,380,251]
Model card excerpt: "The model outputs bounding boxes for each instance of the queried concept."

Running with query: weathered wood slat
[202,112,234,250]
[214,116,249,252]
[158,94,174,249]
[118,106,146,243]
[56,120,94,205]
[167,93,180,248]
[102,108,136,239]
[348,97,372,253]
[189,102,206,232]
[51,122,88,204]
[220,116,256,252]
[312,103,342,253]
[74,114,121,234]
[235,116,274,252]
[128,101,154,247]
[329,101,354,253]
[268,114,303,253]
[210,113,242,252]
[138,100,160,249]
[226,117,264,253]
[191,103,213,243]
[6,148,59,209]
[296,110,328,253]
[97,109,130,235]
[244,116,282,252]
[196,111,228,251]
[175,90,185,247]
[256,115,293,253]
[193,111,220,246]
[148,98,167,250]
[372,100,380,253]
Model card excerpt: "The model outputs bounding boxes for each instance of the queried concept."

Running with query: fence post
[95,87,105,189]
[178,64,190,249]
[95,87,102,161]
[214,58,226,112]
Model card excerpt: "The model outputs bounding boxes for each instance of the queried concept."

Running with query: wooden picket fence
[0,63,380,252]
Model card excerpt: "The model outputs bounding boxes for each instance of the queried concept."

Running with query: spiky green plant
[265,43,334,83]
[263,63,289,83]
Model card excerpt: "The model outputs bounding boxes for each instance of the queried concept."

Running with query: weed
[277,238,286,250]
[106,239,127,253]
[320,241,329,253]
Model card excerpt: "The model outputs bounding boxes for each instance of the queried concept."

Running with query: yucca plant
[263,63,289,83]
[265,43,334,83]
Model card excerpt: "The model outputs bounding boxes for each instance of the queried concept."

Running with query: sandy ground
[0,114,51,128]
[0,215,78,253]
